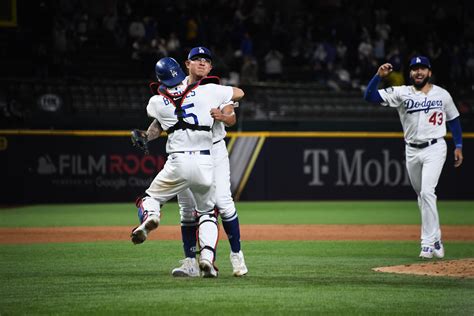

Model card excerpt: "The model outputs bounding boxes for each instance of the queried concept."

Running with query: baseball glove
[131,129,149,154]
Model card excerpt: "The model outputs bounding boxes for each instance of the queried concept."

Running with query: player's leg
[132,154,189,244]
[419,140,447,258]
[131,194,161,244]
[213,141,248,276]
[190,154,218,277]
[177,189,198,258]
[172,189,200,277]
[405,147,430,257]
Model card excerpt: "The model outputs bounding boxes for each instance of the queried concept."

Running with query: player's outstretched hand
[377,63,393,78]
[454,148,463,168]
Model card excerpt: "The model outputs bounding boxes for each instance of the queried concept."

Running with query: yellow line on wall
[227,136,237,154]
[0,130,473,138]
[235,136,266,201]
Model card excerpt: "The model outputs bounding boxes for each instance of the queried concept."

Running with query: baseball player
[131,56,244,278]
[136,47,248,277]
[364,56,464,259]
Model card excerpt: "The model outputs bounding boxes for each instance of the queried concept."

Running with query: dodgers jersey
[378,85,460,143]
[182,77,230,142]
[146,83,233,153]
[211,103,234,142]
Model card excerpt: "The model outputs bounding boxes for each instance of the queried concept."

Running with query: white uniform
[144,82,232,262]
[177,103,237,223]
[378,84,460,247]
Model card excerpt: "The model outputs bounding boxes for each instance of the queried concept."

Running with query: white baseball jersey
[146,83,233,153]
[378,85,459,143]
[181,77,230,142]
[212,104,234,142]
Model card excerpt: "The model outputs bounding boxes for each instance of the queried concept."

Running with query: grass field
[1,201,473,315]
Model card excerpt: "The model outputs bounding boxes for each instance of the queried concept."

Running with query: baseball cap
[409,56,431,69]
[188,46,212,61]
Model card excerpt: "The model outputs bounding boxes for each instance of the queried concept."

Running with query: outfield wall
[1,131,472,203]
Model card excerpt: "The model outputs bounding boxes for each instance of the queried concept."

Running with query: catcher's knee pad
[136,194,161,224]
[197,212,218,262]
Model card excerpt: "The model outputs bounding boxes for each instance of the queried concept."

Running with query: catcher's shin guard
[197,211,219,264]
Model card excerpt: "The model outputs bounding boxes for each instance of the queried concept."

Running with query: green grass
[1,241,473,315]
[0,201,473,315]
[1,201,473,227]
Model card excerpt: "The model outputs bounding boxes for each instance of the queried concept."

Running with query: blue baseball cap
[188,46,212,60]
[409,56,431,69]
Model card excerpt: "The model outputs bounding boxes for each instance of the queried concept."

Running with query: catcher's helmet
[155,57,186,87]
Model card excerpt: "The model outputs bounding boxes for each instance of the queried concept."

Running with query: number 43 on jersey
[429,112,443,125]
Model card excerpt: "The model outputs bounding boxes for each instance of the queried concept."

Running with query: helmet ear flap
[155,57,186,87]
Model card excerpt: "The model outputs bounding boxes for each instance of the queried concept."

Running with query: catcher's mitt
[131,129,149,154]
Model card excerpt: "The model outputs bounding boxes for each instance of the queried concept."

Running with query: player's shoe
[199,259,218,278]
[419,246,434,259]
[433,241,445,259]
[230,251,248,277]
[131,214,160,245]
[171,258,200,277]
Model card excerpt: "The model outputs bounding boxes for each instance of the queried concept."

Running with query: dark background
[0,0,473,131]
[0,0,472,203]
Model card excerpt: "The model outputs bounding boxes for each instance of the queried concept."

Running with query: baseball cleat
[131,214,160,245]
[433,241,445,258]
[199,259,218,278]
[172,258,200,277]
[419,246,434,259]
[230,251,248,277]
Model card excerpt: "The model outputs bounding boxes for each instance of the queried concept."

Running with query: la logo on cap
[199,47,205,53]
[171,69,177,77]
[416,57,421,63]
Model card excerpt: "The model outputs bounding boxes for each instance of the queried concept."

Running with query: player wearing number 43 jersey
[364,56,464,259]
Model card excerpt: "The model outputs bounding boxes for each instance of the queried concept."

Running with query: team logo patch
[199,47,205,53]
[171,69,178,77]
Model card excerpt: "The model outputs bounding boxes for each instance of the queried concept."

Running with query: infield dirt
[1,224,472,244]
[2,224,473,278]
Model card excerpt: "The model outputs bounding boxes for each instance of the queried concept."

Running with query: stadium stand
[0,0,473,131]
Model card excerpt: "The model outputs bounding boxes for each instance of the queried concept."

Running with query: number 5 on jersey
[175,103,199,124]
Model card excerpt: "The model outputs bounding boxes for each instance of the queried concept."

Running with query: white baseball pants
[405,139,447,247]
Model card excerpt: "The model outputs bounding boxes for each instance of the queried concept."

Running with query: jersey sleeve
[378,86,403,108]
[212,84,233,105]
[444,92,460,121]
[146,96,160,119]
[218,101,234,110]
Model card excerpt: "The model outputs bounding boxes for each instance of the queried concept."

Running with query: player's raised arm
[363,63,393,104]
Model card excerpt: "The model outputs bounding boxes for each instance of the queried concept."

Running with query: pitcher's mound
[373,258,474,278]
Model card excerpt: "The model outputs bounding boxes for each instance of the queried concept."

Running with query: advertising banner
[241,137,473,200]
[0,132,472,203]
[1,134,167,203]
